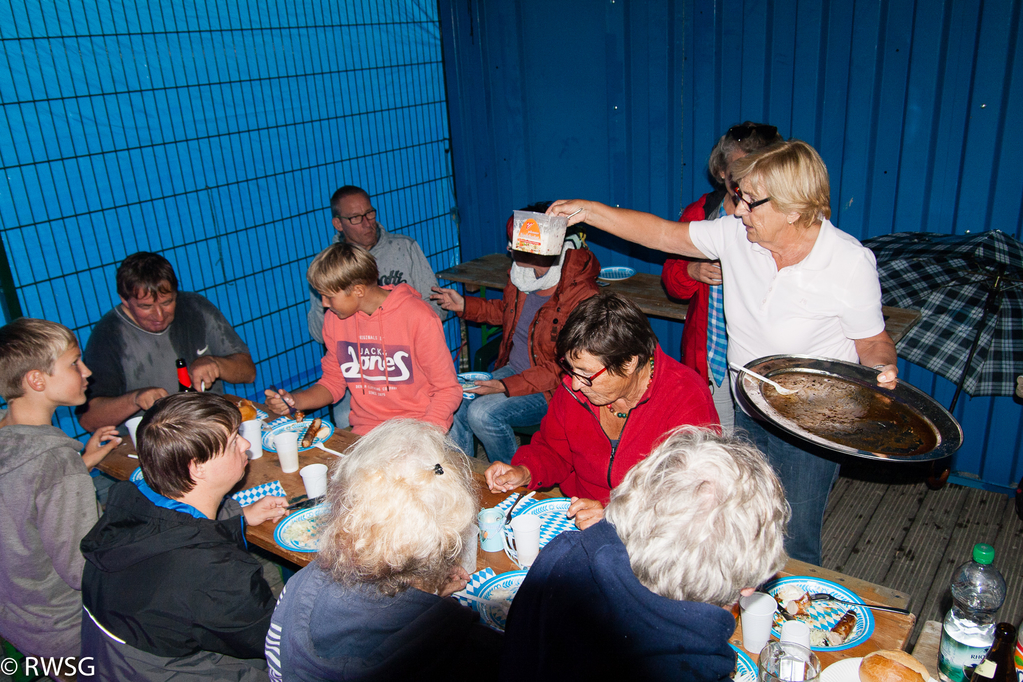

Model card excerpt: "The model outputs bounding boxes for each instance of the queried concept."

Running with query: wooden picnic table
[97,398,916,669]
[438,253,923,343]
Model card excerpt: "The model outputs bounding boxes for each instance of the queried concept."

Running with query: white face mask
[509,242,574,292]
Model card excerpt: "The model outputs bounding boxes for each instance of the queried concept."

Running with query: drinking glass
[757,640,821,682]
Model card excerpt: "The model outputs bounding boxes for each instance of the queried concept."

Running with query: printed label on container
[939,633,990,682]
[1014,639,1022,681]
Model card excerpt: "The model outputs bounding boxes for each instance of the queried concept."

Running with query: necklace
[607,357,655,419]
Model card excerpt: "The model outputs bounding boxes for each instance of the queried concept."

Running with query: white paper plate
[763,576,875,652]
[475,569,528,631]
[598,266,636,281]
[458,372,492,401]
[263,419,334,453]
[273,504,329,553]
[730,643,756,682]
[820,657,862,681]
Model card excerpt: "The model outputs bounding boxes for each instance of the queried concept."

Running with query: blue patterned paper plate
[476,569,528,631]
[729,643,756,682]
[598,266,636,281]
[273,504,329,553]
[763,576,875,652]
[503,497,578,565]
[262,418,334,453]
[458,372,492,400]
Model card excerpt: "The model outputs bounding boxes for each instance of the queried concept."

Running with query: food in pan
[858,649,928,682]
[301,418,322,448]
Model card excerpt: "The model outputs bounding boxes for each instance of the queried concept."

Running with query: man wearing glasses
[307,185,442,427]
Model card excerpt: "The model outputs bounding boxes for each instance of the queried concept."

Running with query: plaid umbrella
[863,230,1023,408]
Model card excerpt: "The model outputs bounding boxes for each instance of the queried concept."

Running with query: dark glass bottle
[970,622,1017,681]
[176,358,196,392]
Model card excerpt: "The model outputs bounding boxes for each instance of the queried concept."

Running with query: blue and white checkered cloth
[453,568,497,612]
[231,480,286,507]
[706,283,728,386]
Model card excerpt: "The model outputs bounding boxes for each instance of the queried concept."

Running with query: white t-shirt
[688,215,886,369]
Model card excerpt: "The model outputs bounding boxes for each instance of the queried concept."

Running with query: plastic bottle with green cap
[939,543,1007,681]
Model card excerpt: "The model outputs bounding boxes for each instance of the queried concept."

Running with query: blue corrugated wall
[0,0,460,438]
[440,0,1023,491]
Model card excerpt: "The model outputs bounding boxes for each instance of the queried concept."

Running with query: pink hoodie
[317,284,462,435]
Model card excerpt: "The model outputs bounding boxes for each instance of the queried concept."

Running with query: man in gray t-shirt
[77,253,255,432]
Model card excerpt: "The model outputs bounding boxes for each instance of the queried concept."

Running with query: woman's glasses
[557,357,608,387]
[730,183,771,212]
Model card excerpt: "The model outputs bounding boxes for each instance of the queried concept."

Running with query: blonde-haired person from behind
[265,419,502,681]
[0,318,121,660]
[499,426,789,682]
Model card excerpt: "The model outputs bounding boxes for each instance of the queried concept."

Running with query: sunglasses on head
[727,123,778,143]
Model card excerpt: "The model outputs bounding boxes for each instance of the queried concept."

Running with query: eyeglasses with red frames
[557,356,608,387]
[730,183,771,212]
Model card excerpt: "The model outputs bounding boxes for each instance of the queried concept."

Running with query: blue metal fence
[0,0,461,437]
[439,0,1023,492]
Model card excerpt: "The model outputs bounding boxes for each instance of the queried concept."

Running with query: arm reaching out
[548,200,709,258]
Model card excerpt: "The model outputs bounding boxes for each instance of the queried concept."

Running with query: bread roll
[237,400,258,422]
[858,650,929,682]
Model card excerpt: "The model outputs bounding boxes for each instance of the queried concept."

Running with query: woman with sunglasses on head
[483,292,718,530]
[662,122,783,433]
[547,139,898,566]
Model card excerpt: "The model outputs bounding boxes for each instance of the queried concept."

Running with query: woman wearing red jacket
[662,122,782,431]
[484,292,718,530]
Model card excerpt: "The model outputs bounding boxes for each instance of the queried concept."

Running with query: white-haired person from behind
[498,426,790,682]
[265,419,502,681]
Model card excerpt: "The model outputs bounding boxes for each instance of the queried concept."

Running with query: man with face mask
[431,202,601,464]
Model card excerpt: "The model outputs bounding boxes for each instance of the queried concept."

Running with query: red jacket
[511,345,719,505]
[661,191,723,382]
[461,248,601,401]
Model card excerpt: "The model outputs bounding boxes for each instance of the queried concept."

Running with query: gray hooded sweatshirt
[0,412,98,657]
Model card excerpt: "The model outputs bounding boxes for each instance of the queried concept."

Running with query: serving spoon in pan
[730,362,799,396]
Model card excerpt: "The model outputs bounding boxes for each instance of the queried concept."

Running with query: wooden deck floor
[822,460,1023,647]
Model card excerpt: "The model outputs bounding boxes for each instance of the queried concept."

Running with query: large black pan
[735,355,962,462]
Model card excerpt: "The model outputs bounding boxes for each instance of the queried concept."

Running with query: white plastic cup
[275,431,300,474]
[780,619,812,650]
[240,419,263,460]
[504,514,541,568]
[125,416,143,449]
[460,525,480,574]
[299,463,328,499]
[739,591,778,654]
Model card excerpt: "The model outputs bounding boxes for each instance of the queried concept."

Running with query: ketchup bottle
[176,358,196,392]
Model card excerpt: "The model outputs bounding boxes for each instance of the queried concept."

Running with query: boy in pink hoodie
[266,243,461,435]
